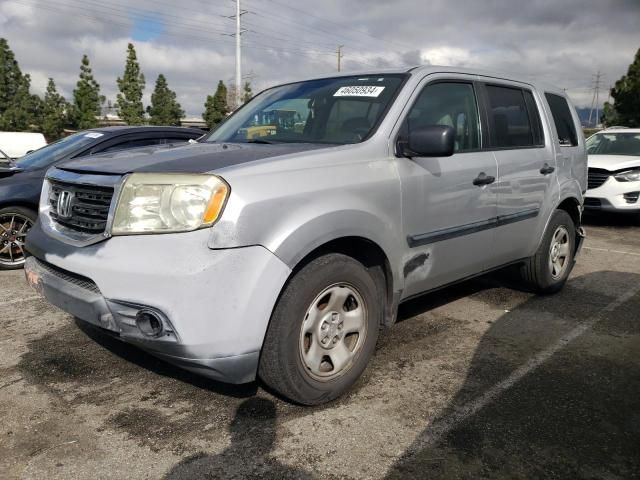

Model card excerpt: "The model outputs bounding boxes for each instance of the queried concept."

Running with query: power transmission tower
[588,71,604,127]
[225,1,248,110]
[337,45,344,72]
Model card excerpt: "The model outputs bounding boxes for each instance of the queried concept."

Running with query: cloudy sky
[1,0,638,117]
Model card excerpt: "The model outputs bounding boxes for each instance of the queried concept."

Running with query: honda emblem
[57,190,74,219]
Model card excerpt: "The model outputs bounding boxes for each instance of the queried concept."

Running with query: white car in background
[0,132,47,159]
[584,128,640,215]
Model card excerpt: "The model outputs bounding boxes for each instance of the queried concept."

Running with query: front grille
[49,180,114,234]
[623,191,640,204]
[584,197,601,208]
[587,168,610,190]
[34,257,100,294]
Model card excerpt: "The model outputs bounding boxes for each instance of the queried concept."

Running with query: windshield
[586,132,640,156]
[16,131,102,170]
[203,74,407,145]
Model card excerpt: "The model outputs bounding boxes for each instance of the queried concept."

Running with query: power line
[10,0,336,58]
[245,5,377,53]
[256,0,416,51]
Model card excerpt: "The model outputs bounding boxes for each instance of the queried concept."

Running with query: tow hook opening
[136,310,164,338]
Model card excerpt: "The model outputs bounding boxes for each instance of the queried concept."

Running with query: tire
[0,206,37,271]
[259,253,383,405]
[520,209,576,294]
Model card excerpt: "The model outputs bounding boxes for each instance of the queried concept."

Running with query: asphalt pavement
[1,213,638,479]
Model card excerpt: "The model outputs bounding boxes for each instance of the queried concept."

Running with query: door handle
[473,172,495,186]
[540,163,555,175]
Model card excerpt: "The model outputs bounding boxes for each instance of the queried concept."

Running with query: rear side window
[162,137,196,144]
[100,138,163,153]
[485,85,535,148]
[545,93,578,146]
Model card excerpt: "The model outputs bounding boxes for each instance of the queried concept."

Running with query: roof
[278,64,567,98]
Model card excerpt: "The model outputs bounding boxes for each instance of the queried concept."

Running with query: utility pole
[337,45,344,72]
[588,71,603,127]
[225,1,247,110]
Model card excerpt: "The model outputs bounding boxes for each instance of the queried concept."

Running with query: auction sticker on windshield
[334,86,385,97]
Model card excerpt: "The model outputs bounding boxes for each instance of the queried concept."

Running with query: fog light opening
[136,310,164,338]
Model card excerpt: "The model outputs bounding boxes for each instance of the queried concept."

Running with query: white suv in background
[585,128,640,214]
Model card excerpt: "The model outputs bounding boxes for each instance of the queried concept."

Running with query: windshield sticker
[84,132,104,138]
[334,86,385,97]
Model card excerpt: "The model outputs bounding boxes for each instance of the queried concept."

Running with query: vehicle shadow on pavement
[76,320,259,399]
[384,270,640,479]
[163,397,314,480]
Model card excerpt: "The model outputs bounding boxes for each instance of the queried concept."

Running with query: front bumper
[25,222,291,383]
[585,178,640,213]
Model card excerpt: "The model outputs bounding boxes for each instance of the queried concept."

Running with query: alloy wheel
[0,213,33,267]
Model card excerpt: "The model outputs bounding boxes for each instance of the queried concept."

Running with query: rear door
[396,76,498,297]
[478,82,556,266]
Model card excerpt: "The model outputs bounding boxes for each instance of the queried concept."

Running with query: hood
[588,154,640,171]
[56,142,332,175]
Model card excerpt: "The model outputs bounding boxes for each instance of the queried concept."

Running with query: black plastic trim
[407,208,540,247]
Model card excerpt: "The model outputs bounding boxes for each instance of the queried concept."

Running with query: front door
[396,78,498,298]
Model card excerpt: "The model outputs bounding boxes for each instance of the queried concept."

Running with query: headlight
[614,169,640,182]
[111,173,229,234]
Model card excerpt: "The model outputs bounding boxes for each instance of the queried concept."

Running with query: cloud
[1,0,638,115]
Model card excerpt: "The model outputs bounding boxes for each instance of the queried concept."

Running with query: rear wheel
[0,207,36,270]
[519,209,576,294]
[259,253,382,405]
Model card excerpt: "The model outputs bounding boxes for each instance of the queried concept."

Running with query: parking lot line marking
[400,284,640,458]
[584,246,640,257]
[0,296,42,307]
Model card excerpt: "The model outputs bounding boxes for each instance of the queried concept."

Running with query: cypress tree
[41,78,68,141]
[0,38,40,130]
[147,74,184,126]
[72,55,103,129]
[203,80,228,129]
[242,81,253,104]
[116,43,145,125]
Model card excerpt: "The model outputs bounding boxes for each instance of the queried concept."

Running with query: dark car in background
[0,126,203,269]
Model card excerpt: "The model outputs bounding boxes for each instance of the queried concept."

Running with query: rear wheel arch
[557,196,581,229]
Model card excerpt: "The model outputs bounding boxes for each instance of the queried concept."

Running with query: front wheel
[259,253,383,405]
[0,207,37,270]
[519,209,576,294]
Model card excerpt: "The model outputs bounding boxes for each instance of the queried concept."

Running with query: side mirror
[400,125,455,158]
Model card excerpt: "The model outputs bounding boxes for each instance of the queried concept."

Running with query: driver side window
[407,82,481,152]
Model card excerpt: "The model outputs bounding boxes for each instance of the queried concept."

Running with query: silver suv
[25,67,587,405]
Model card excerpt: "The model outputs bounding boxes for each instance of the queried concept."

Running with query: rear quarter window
[545,93,578,147]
